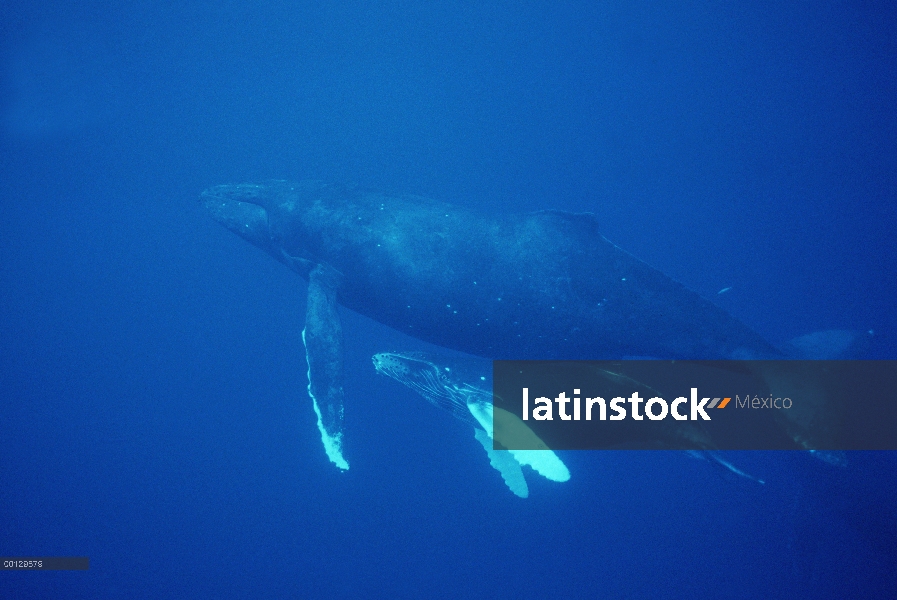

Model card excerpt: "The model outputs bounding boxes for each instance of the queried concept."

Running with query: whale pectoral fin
[473,427,529,498]
[466,399,571,485]
[302,264,349,470]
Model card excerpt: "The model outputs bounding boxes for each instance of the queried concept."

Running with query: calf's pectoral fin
[473,427,529,498]
[466,399,571,484]
[302,263,349,470]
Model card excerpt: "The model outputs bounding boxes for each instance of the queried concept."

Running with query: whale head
[201,180,339,274]
[372,351,490,425]
[201,182,277,250]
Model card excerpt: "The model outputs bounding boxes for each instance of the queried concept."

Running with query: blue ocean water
[1,1,895,598]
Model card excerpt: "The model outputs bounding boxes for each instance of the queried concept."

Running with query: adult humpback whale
[201,180,860,469]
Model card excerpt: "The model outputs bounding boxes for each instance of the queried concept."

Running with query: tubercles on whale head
[201,180,321,256]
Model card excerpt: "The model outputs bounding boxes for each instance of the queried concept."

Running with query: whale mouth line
[201,185,271,247]
[201,184,269,208]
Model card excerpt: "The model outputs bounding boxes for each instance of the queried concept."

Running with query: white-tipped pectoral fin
[473,427,528,498]
[467,399,570,485]
[302,264,349,471]
[506,448,570,483]
[302,328,349,471]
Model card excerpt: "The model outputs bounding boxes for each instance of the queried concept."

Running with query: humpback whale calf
[201,180,864,469]
[372,351,763,494]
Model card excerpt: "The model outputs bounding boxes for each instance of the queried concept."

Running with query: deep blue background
[1,1,895,598]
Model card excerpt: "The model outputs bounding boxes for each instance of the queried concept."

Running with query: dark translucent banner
[1,557,89,570]
[492,360,897,451]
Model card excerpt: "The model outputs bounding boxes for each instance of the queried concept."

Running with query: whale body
[202,180,782,361]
